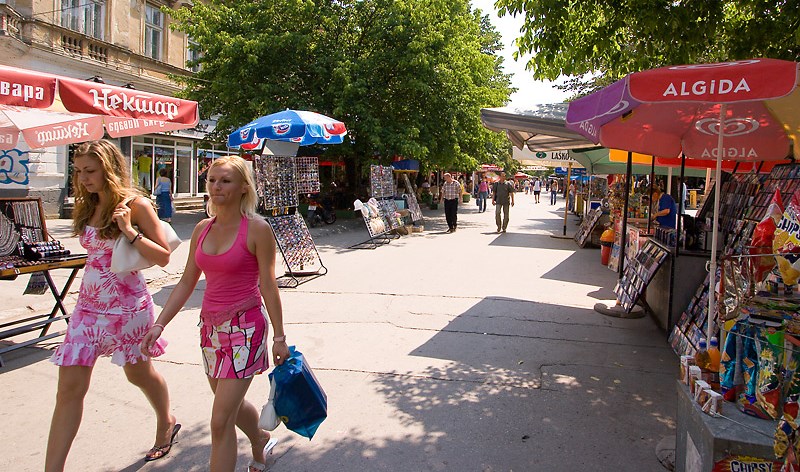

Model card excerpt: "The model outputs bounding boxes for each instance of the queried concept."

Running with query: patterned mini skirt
[199,304,268,379]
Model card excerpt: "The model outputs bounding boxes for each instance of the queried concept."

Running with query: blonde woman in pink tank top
[141,156,289,472]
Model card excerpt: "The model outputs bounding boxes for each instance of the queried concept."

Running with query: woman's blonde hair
[71,140,148,239]
[205,155,258,219]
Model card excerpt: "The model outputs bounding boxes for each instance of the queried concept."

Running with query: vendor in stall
[650,182,677,228]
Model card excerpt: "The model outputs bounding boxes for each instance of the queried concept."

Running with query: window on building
[144,4,163,60]
[187,38,202,72]
[61,0,105,39]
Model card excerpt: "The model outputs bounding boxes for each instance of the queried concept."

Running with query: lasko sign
[535,151,575,161]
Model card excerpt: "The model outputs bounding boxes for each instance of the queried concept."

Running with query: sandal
[144,423,181,462]
[247,437,278,471]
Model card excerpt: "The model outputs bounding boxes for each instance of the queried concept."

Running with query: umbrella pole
[677,153,686,258]
[563,161,572,236]
[708,104,727,342]
[619,151,633,279]
[647,156,655,235]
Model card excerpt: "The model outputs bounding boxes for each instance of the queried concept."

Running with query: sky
[470,0,571,108]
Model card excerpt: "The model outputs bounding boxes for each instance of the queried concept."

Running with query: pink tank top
[195,216,261,325]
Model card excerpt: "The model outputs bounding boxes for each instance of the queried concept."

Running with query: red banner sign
[630,58,798,103]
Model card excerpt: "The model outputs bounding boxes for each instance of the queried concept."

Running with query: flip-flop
[247,437,278,471]
[144,423,181,462]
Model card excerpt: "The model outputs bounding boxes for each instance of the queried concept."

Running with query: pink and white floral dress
[50,226,167,367]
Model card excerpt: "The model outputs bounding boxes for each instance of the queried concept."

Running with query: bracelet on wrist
[151,323,165,331]
[273,335,286,342]
[129,232,143,244]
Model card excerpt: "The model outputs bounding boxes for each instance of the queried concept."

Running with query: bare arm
[116,196,171,267]
[140,220,207,356]
[251,218,290,365]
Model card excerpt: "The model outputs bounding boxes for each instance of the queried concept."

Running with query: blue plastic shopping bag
[269,346,327,440]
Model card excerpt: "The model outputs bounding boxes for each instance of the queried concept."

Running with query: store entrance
[132,137,194,195]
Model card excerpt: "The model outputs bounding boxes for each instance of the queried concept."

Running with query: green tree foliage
[169,0,513,172]
[495,0,800,89]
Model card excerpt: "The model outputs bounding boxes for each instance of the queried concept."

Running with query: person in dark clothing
[492,172,515,233]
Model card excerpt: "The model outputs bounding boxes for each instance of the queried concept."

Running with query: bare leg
[207,377,271,472]
[45,365,94,472]
[123,360,176,449]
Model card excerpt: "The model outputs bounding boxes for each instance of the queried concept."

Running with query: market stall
[228,109,348,287]
[566,58,800,471]
[350,165,403,249]
[0,197,86,366]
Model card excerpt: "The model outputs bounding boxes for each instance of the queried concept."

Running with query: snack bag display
[752,190,783,282]
[737,319,784,420]
[753,321,785,420]
[785,336,800,422]
[721,322,744,402]
[774,192,800,286]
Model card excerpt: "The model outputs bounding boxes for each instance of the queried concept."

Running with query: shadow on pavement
[540,249,614,291]
[368,296,676,470]
[116,421,215,472]
[488,232,577,250]
[0,340,55,372]
[151,279,206,311]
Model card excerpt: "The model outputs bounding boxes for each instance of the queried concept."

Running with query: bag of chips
[774,191,800,286]
[720,321,744,402]
[752,190,783,282]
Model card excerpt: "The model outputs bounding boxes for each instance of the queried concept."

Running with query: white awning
[480,104,598,152]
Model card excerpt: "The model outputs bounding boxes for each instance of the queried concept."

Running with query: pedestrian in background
[550,179,559,205]
[477,177,489,213]
[141,156,289,472]
[154,167,173,223]
[568,180,576,213]
[532,178,542,204]
[136,153,152,192]
[492,171,515,233]
[46,140,177,471]
[440,172,462,233]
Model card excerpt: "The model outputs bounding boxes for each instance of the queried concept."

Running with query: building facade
[0,0,228,216]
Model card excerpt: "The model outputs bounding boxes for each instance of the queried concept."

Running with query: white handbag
[258,376,281,431]
[110,220,181,273]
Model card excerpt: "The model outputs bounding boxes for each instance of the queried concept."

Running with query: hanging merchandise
[250,154,326,287]
[295,157,321,195]
[266,214,327,288]
[370,165,395,199]
[400,174,424,224]
[376,198,402,231]
[351,198,392,249]
[253,155,299,212]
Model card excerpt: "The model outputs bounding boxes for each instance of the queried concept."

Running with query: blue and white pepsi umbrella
[228,109,348,148]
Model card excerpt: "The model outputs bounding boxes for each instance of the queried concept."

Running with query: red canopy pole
[563,161,572,236]
[708,104,727,342]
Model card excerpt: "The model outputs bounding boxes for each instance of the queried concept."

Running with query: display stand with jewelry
[0,197,87,366]
[350,165,402,249]
[252,155,327,288]
[400,173,424,224]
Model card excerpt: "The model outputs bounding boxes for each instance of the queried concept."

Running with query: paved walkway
[0,192,676,471]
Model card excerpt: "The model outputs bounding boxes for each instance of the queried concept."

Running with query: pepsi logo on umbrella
[228,109,347,148]
[272,121,292,135]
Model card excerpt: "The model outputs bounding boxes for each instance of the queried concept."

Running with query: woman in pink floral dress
[141,155,289,472]
[45,140,179,471]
